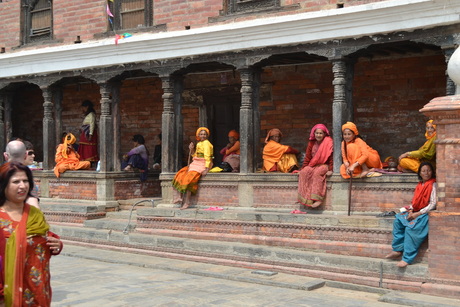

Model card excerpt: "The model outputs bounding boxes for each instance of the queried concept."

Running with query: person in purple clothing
[122,134,149,181]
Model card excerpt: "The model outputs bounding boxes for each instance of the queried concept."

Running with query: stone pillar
[160,75,181,173]
[98,83,113,172]
[111,82,122,171]
[331,60,350,173]
[239,68,256,174]
[41,87,56,169]
[54,87,63,144]
[418,47,460,293]
[4,92,12,143]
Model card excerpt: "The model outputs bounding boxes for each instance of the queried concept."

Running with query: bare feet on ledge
[311,201,322,208]
[180,203,190,210]
[397,260,409,268]
[173,198,183,205]
[123,165,133,171]
[385,251,402,259]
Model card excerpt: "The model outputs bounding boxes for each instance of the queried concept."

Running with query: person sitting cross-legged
[54,133,91,178]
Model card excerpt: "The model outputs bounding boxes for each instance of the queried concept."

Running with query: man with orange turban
[262,128,299,173]
[54,133,91,178]
[398,120,436,173]
[219,130,240,172]
[340,122,382,178]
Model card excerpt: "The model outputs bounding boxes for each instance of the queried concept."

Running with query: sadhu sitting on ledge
[262,128,299,173]
[54,133,91,178]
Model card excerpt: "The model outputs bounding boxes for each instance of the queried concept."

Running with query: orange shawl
[263,140,290,171]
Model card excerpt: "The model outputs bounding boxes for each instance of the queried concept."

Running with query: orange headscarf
[195,127,210,140]
[228,130,239,140]
[341,122,359,135]
[425,120,436,139]
[62,133,76,158]
[265,128,282,143]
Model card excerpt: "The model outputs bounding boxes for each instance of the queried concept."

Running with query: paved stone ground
[50,244,460,307]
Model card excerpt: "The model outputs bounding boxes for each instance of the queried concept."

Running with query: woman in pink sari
[297,124,333,208]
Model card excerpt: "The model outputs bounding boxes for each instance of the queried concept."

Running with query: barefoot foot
[311,201,322,208]
[173,198,183,205]
[397,260,409,268]
[180,203,190,210]
[385,251,402,259]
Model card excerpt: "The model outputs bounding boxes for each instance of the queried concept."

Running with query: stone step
[83,218,135,232]
[40,200,108,224]
[74,208,426,260]
[51,223,429,288]
[138,207,396,229]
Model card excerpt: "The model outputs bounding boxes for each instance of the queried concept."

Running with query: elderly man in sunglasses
[3,139,41,209]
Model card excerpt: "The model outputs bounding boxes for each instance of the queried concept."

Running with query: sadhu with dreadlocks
[54,133,91,178]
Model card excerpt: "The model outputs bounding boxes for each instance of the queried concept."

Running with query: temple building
[0,0,459,298]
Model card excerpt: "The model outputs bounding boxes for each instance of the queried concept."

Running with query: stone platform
[49,204,444,297]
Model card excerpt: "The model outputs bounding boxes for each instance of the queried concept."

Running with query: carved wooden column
[331,59,351,173]
[41,86,56,169]
[53,87,63,143]
[98,82,113,172]
[160,74,183,173]
[4,91,12,143]
[238,68,257,174]
[110,82,122,171]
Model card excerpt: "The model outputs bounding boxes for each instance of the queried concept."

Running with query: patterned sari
[1,204,53,306]
[298,136,333,206]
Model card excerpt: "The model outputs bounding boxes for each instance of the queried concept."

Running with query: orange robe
[263,140,298,173]
[340,138,382,178]
[54,144,91,177]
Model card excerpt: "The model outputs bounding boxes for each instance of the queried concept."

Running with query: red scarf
[308,136,333,167]
[411,178,436,212]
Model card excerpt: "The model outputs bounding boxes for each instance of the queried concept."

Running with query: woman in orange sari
[385,162,436,267]
[340,122,382,178]
[219,130,240,172]
[172,127,213,209]
[0,162,63,306]
[297,124,333,208]
[398,120,436,173]
[262,128,299,173]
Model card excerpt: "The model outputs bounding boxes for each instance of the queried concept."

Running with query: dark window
[109,0,153,31]
[23,0,53,44]
[226,0,280,14]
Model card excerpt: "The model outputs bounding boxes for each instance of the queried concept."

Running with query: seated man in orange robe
[54,133,91,178]
[262,128,299,173]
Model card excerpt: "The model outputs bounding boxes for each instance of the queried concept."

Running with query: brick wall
[118,78,163,157]
[260,62,334,153]
[61,82,101,137]
[427,212,460,281]
[0,0,20,49]
[48,180,97,200]
[0,0,393,51]
[114,179,161,200]
[53,1,107,44]
[353,54,446,159]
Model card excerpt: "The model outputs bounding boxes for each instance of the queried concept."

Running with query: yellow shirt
[194,139,213,168]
